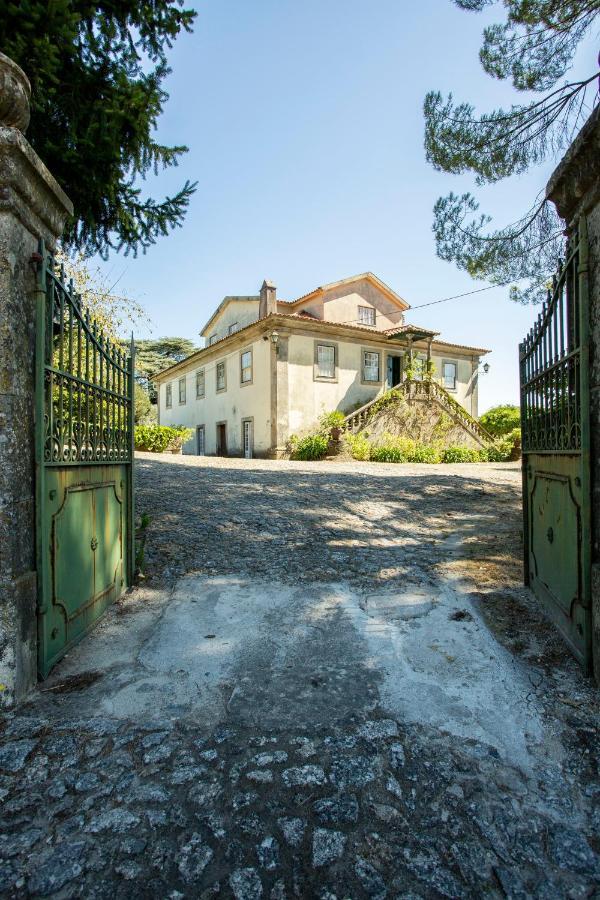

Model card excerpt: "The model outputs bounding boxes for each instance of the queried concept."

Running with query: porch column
[406,336,413,373]
[0,53,73,705]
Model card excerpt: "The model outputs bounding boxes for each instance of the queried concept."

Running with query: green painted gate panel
[519,218,592,672]
[525,455,588,664]
[94,479,125,598]
[35,244,134,679]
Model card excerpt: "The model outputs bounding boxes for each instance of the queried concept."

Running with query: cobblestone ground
[1,454,599,899]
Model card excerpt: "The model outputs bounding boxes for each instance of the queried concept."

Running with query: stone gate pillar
[546,106,600,682]
[0,53,73,705]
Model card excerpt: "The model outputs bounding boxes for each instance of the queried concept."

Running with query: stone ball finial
[0,52,31,133]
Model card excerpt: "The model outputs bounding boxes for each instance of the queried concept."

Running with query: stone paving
[1,454,599,898]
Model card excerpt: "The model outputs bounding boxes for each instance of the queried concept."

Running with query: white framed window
[240,349,253,384]
[358,306,376,326]
[216,360,226,392]
[243,419,253,459]
[196,369,205,398]
[362,350,380,382]
[442,360,457,391]
[316,344,336,379]
[208,334,218,346]
[178,377,186,404]
[165,383,172,408]
[197,425,205,456]
[228,322,239,335]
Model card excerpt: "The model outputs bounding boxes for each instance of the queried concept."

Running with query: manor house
[155,273,489,457]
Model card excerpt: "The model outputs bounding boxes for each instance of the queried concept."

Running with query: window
[178,377,186,404]
[216,361,226,392]
[362,350,380,382]
[243,419,253,459]
[358,306,376,326]
[197,425,205,456]
[240,349,253,384]
[442,361,457,391]
[196,369,205,398]
[165,383,172,408]
[208,334,218,346]
[228,322,239,335]
[316,344,336,379]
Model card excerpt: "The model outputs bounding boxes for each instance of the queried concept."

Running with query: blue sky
[97,0,596,412]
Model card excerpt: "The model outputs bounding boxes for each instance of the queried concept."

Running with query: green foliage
[410,443,444,464]
[442,445,481,463]
[368,435,443,464]
[291,434,330,461]
[432,411,453,440]
[134,424,193,453]
[0,1,197,257]
[132,337,197,402]
[55,248,148,340]
[344,433,371,461]
[318,410,346,431]
[479,404,521,436]
[369,442,410,463]
[368,388,404,417]
[480,430,520,461]
[424,0,599,302]
[344,430,514,464]
[134,383,152,424]
[289,408,346,460]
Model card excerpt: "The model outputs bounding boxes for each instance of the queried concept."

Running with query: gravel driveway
[0,454,598,898]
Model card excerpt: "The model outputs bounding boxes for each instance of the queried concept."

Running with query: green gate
[34,242,135,678]
[519,217,591,671]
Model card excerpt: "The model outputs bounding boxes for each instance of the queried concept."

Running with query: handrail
[342,379,493,445]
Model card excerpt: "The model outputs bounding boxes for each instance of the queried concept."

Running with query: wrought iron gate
[519,218,591,671]
[34,242,135,678]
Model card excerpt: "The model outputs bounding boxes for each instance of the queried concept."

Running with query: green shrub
[134,383,152,424]
[479,404,521,437]
[134,424,193,453]
[442,445,480,463]
[410,443,442,463]
[480,435,516,462]
[370,443,409,463]
[345,433,371,461]
[291,433,329,460]
[318,410,346,432]
[368,436,443,464]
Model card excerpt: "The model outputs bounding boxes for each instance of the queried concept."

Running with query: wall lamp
[480,362,490,374]
[263,331,280,344]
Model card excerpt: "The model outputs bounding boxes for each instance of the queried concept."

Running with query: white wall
[159,336,272,455]
[294,277,405,331]
[286,334,479,436]
[287,334,381,434]
[203,299,259,346]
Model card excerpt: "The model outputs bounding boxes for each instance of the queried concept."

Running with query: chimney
[259,279,277,318]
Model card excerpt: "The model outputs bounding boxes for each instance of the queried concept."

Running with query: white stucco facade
[159,335,272,456]
[154,273,488,457]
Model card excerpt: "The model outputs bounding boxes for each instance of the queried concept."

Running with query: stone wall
[0,54,72,705]
[358,394,482,449]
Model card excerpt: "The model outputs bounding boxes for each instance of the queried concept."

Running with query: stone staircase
[342,379,493,447]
